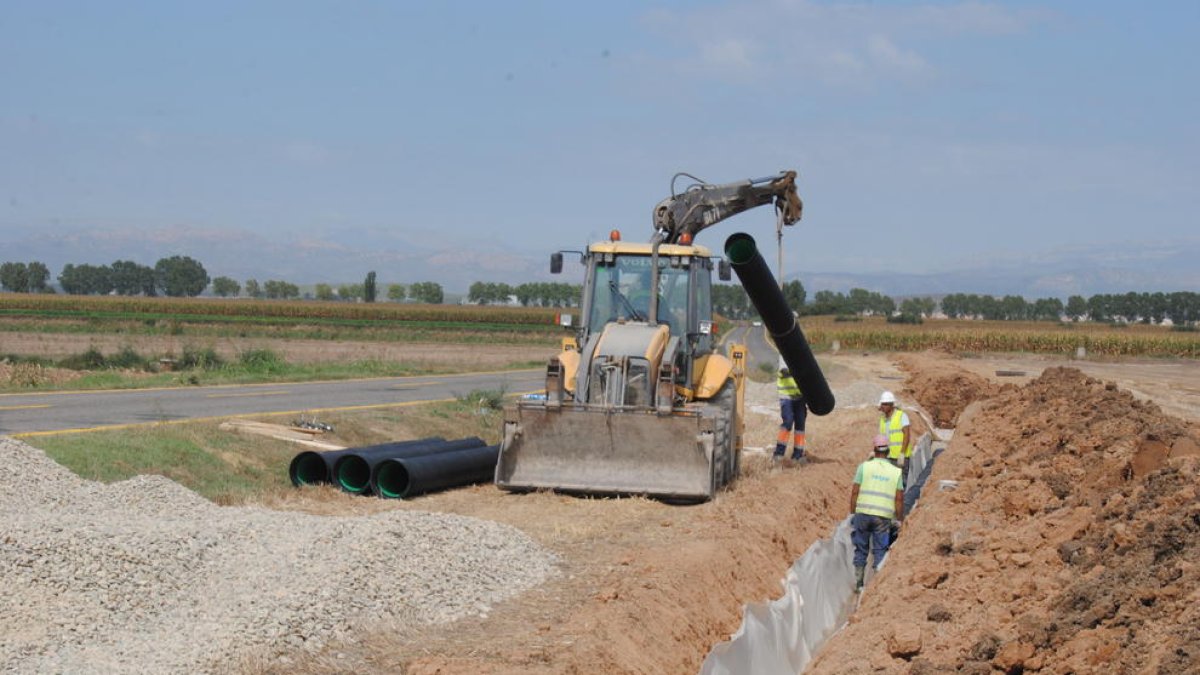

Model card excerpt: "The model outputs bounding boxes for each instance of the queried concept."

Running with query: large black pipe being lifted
[725,232,836,416]
[327,437,449,494]
[372,444,501,499]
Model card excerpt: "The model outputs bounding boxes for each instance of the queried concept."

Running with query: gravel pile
[0,437,558,674]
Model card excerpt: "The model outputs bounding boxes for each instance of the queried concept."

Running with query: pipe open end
[335,457,372,494]
[724,232,757,265]
[289,452,328,486]
[374,460,411,499]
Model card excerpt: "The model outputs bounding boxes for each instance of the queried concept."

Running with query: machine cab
[578,241,716,358]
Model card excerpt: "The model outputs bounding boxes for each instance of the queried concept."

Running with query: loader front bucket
[494,402,718,502]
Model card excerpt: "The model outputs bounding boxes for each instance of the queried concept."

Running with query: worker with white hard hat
[848,434,905,591]
[774,355,807,465]
[877,390,911,472]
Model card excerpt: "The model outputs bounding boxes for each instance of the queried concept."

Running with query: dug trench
[809,356,1200,674]
[260,351,1199,674]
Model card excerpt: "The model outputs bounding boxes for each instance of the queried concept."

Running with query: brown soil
[16,329,1200,674]
[248,349,1200,674]
[810,355,1200,674]
[896,352,1003,427]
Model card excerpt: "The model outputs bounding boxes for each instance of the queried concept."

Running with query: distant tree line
[468,282,581,307]
[713,280,806,320]
[939,291,1200,325]
[1,260,448,304]
[711,281,1200,328]
[1,257,209,297]
[13,256,1191,324]
[0,262,52,293]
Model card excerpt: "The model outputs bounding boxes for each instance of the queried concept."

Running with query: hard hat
[879,391,896,405]
[872,434,889,451]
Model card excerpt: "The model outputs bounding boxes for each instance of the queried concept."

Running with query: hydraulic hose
[725,232,836,415]
[372,444,501,499]
[330,437,452,494]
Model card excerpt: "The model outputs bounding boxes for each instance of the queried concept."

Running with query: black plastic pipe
[334,437,485,495]
[330,437,446,494]
[725,232,836,415]
[289,447,360,487]
[372,444,501,499]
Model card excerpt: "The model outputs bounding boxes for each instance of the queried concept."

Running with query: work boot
[791,448,806,464]
[854,566,865,592]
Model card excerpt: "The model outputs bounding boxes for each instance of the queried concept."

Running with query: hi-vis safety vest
[855,458,903,519]
[879,408,907,459]
[777,374,802,399]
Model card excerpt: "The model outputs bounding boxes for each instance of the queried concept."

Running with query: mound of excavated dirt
[897,354,1003,428]
[811,366,1200,674]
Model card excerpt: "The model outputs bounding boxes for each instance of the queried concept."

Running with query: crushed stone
[0,437,557,674]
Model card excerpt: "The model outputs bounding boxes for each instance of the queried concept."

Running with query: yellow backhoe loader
[494,171,831,502]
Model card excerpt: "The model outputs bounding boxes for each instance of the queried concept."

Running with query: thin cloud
[639,0,1042,88]
[699,38,757,73]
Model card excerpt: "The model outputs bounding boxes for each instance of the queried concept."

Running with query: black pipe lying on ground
[289,447,361,487]
[725,232,836,416]
[372,444,501,499]
[291,438,446,489]
[334,437,485,495]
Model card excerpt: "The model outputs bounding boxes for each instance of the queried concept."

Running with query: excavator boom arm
[652,170,802,244]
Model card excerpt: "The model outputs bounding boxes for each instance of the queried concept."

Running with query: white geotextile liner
[701,434,934,675]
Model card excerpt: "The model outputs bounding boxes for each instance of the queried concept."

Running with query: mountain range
[5,226,1197,299]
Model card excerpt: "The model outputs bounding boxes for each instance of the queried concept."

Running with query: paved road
[723,322,776,374]
[1,326,801,437]
[0,370,544,436]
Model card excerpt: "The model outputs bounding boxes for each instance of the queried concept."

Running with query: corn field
[0,294,559,327]
[801,317,1200,358]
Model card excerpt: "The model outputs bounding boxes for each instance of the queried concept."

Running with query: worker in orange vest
[774,357,807,464]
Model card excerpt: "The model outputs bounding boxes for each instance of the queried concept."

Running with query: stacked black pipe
[372,443,501,499]
[289,447,366,487]
[289,437,451,489]
[290,436,503,497]
[725,232,836,415]
[334,437,490,495]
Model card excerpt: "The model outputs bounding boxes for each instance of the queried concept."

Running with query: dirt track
[254,350,1200,674]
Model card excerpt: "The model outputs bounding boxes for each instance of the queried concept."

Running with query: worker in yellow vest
[773,356,807,464]
[848,435,905,591]
[877,391,912,474]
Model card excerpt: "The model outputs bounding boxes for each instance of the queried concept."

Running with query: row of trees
[6,256,1197,324]
[711,283,1200,327]
[938,292,1200,325]
[0,262,52,293]
[0,258,210,297]
[713,280,806,319]
[809,288,895,317]
[467,282,582,307]
[0,260,447,304]
[939,294,1065,321]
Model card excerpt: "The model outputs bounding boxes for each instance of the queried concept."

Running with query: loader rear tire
[713,380,737,490]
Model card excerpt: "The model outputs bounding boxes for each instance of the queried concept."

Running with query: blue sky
[2,1,1197,293]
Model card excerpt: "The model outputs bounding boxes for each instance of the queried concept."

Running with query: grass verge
[1,346,543,392]
[22,395,507,505]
